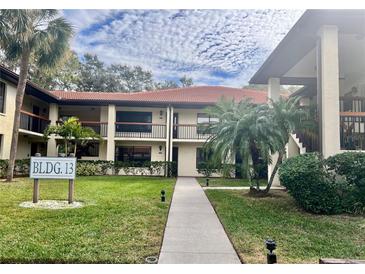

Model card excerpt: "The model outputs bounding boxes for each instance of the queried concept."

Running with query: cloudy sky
[62,9,304,87]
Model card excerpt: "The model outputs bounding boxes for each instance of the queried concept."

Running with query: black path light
[161,190,166,202]
[265,239,277,264]
[206,178,209,187]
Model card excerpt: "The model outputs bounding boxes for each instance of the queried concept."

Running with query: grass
[197,177,267,187]
[206,190,365,263]
[0,176,175,263]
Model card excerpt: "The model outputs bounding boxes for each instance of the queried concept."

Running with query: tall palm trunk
[264,150,285,193]
[6,50,30,182]
[249,140,262,189]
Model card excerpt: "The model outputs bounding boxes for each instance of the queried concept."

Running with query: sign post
[30,154,77,203]
[33,178,40,203]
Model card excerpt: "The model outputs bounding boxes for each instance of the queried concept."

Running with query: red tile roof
[51,86,268,105]
[1,64,268,105]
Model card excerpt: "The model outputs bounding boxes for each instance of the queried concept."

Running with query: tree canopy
[1,49,195,92]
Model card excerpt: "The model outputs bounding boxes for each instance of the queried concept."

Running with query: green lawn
[0,176,175,263]
[206,190,365,263]
[197,177,267,187]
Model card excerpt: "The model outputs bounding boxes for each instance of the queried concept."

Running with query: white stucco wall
[16,135,31,159]
[0,80,16,159]
[175,143,202,177]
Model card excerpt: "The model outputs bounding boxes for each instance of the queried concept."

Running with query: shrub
[325,152,365,187]
[197,161,218,177]
[114,161,176,177]
[326,152,365,209]
[279,153,342,214]
[0,159,30,178]
[76,160,113,176]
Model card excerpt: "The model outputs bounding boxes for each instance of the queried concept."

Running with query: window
[0,82,5,113]
[116,146,151,166]
[196,148,206,168]
[197,113,219,124]
[116,111,152,132]
[197,113,218,134]
[76,142,99,158]
[196,147,215,168]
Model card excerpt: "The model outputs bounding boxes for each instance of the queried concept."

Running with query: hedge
[0,159,177,178]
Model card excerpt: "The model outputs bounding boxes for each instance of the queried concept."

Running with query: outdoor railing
[57,120,108,137]
[340,112,365,150]
[172,124,212,140]
[80,121,108,137]
[20,110,50,134]
[115,122,166,139]
[294,129,319,153]
[340,96,365,112]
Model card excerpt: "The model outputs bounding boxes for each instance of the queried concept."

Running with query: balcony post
[165,106,170,162]
[267,77,281,186]
[46,103,58,156]
[317,25,340,157]
[106,104,116,161]
[169,106,174,163]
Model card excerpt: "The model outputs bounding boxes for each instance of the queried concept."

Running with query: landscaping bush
[326,152,365,211]
[279,153,342,214]
[76,160,113,176]
[0,159,30,178]
[114,161,176,177]
[279,152,365,214]
[325,152,365,187]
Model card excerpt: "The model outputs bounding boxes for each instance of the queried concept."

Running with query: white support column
[106,104,116,161]
[99,106,108,160]
[318,25,340,157]
[268,77,281,102]
[47,103,58,156]
[169,106,174,163]
[267,77,281,186]
[165,106,170,162]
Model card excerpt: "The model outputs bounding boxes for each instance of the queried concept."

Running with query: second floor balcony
[172,124,212,140]
[20,110,50,135]
[115,122,166,139]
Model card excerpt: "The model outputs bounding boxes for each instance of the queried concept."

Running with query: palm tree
[44,117,101,156]
[0,10,73,181]
[204,96,305,194]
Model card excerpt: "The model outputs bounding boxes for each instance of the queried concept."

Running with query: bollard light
[161,190,166,202]
[265,239,277,264]
[206,178,209,187]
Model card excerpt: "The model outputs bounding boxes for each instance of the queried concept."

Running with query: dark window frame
[197,113,218,134]
[76,142,100,159]
[116,111,152,133]
[0,81,6,114]
[115,146,151,166]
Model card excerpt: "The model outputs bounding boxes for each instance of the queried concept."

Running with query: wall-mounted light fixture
[159,110,164,119]
[159,145,163,151]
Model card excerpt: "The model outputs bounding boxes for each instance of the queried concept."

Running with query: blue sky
[62,9,304,87]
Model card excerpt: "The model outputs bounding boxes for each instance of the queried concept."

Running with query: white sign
[30,157,76,179]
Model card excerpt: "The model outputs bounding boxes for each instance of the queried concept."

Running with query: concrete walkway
[159,177,241,264]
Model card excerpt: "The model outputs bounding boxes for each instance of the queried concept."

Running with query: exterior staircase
[290,133,307,154]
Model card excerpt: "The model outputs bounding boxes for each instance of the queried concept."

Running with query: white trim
[19,129,44,137]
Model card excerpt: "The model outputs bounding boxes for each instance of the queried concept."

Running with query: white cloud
[63,9,304,87]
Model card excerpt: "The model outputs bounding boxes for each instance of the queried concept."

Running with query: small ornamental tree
[44,117,100,156]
